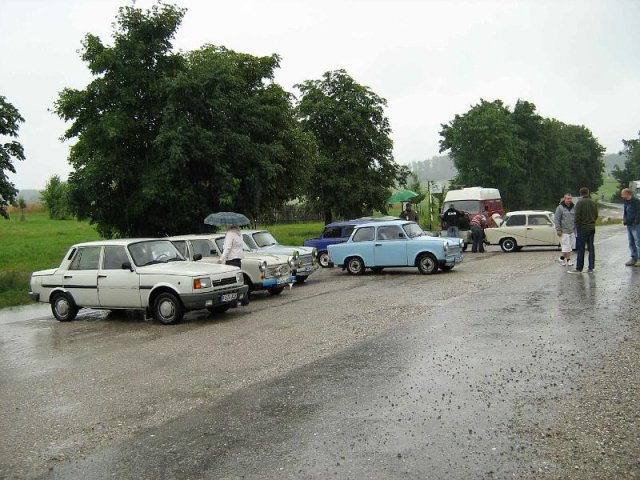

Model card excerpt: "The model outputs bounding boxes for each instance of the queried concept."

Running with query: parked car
[241,230,319,283]
[484,210,560,252]
[303,220,366,267]
[169,234,296,295]
[327,220,464,275]
[28,239,249,325]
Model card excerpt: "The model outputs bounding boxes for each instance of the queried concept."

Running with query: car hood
[255,244,314,256]
[199,252,290,266]
[137,262,238,276]
[491,213,504,227]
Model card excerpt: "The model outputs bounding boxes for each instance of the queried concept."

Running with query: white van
[440,187,504,245]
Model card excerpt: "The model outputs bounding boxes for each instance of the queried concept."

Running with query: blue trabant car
[327,220,464,275]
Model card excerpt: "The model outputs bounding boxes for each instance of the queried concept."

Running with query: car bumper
[442,254,463,266]
[29,291,40,302]
[293,265,319,278]
[181,285,249,310]
[259,275,296,289]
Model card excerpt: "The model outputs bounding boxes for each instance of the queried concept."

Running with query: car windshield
[403,222,425,238]
[443,200,479,213]
[128,240,185,267]
[252,231,278,247]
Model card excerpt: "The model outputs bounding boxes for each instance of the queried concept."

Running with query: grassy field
[595,177,620,202]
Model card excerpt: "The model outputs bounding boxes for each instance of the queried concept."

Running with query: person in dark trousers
[469,214,486,252]
[621,187,640,266]
[568,187,598,274]
[443,204,464,238]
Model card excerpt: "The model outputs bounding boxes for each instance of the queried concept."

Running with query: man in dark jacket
[443,204,463,238]
[621,188,640,266]
[569,187,598,274]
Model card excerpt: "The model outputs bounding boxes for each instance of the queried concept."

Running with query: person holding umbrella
[400,203,418,222]
[218,224,244,268]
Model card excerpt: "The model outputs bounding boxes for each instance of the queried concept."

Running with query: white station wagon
[28,239,249,325]
[484,210,560,252]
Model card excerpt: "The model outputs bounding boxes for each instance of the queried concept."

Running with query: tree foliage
[439,99,605,210]
[55,3,314,237]
[41,175,71,219]
[612,131,640,197]
[0,96,25,219]
[296,70,407,223]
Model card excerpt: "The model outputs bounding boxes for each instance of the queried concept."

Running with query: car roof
[324,220,368,228]
[353,220,414,228]
[168,234,222,240]
[505,210,553,215]
[72,238,158,247]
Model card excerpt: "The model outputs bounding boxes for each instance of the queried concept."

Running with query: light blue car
[327,220,464,275]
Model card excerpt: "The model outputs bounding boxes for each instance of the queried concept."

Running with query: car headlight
[236,272,244,284]
[311,248,318,264]
[444,243,449,254]
[288,255,297,268]
[193,277,211,289]
[459,239,464,248]
[259,260,267,272]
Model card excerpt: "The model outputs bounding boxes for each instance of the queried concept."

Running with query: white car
[241,229,319,283]
[484,210,560,252]
[169,234,297,295]
[28,239,249,325]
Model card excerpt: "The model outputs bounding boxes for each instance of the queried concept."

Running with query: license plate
[220,293,237,302]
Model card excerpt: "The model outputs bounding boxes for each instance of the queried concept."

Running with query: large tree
[55,3,313,237]
[612,131,640,197]
[440,99,604,210]
[0,96,25,219]
[296,70,407,224]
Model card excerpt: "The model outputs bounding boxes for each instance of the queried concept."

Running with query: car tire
[346,257,365,275]
[51,292,78,322]
[295,275,306,284]
[417,253,438,275]
[152,292,184,325]
[318,251,330,268]
[268,286,285,295]
[500,238,517,253]
[371,267,384,273]
[207,304,231,314]
[462,242,468,252]
[440,265,454,272]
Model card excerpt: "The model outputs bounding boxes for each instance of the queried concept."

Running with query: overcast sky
[1,0,639,190]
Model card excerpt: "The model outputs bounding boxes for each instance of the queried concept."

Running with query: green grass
[0,211,100,308]
[258,222,324,246]
[595,177,620,202]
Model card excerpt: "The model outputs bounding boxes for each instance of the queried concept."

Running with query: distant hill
[16,189,42,205]
[409,155,457,182]
[603,153,623,174]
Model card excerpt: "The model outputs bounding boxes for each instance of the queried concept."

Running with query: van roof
[444,187,501,201]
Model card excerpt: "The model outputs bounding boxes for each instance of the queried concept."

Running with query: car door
[526,214,556,245]
[63,246,101,307]
[350,226,375,265]
[98,245,141,308]
[374,225,408,266]
[504,214,528,245]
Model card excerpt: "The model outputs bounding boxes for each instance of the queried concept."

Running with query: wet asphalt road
[1,225,638,479]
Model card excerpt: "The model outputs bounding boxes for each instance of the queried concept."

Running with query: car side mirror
[193,254,202,261]
[121,262,134,271]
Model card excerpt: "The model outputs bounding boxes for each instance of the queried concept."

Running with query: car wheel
[268,286,285,295]
[371,267,384,273]
[51,292,78,322]
[417,253,438,275]
[207,304,231,314]
[318,251,330,268]
[500,238,517,253]
[295,275,306,284]
[462,242,468,252]
[440,265,454,272]
[346,257,365,275]
[153,292,184,325]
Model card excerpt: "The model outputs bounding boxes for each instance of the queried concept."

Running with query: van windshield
[443,200,480,213]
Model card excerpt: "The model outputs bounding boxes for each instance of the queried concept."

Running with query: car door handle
[63,275,72,279]
[98,275,107,278]
[526,227,533,230]
[375,243,382,246]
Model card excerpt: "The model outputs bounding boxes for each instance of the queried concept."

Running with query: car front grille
[212,276,238,287]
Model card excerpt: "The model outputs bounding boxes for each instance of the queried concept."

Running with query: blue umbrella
[203,212,250,227]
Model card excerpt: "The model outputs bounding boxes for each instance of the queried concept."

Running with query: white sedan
[484,210,560,252]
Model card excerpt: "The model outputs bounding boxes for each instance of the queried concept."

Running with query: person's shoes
[567,269,583,274]
[586,268,595,273]
[625,259,637,266]
[566,260,574,266]
[557,257,565,265]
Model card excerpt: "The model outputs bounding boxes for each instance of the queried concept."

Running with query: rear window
[322,227,342,238]
[352,227,374,242]
[443,200,480,213]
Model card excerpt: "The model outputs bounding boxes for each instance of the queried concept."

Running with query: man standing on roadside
[554,193,575,266]
[443,204,463,238]
[400,203,419,222]
[621,188,640,266]
[569,187,598,274]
